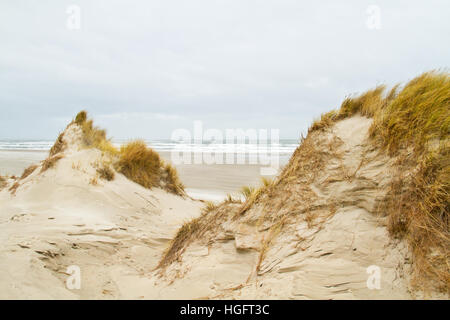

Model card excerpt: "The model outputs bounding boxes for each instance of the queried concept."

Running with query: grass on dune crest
[158,70,449,293]
[237,177,275,216]
[115,140,162,188]
[49,132,66,156]
[71,111,185,195]
[310,70,449,292]
[74,110,118,155]
[368,71,450,293]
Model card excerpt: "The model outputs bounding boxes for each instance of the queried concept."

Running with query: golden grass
[367,71,450,292]
[158,216,202,269]
[97,165,115,181]
[0,175,6,190]
[40,154,64,173]
[49,132,66,156]
[115,140,162,188]
[202,201,218,214]
[74,111,118,155]
[162,162,185,195]
[71,111,184,195]
[310,70,449,292]
[158,71,449,293]
[236,177,275,216]
[370,71,449,154]
[89,176,99,186]
[9,181,20,195]
[20,164,38,180]
[114,140,185,195]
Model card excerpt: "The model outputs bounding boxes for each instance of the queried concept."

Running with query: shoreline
[0,149,290,201]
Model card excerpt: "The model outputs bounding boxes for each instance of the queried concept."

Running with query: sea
[0,139,299,156]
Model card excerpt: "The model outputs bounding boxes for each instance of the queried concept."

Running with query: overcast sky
[0,0,449,140]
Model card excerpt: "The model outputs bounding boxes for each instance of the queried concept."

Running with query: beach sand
[0,150,290,201]
[0,116,442,300]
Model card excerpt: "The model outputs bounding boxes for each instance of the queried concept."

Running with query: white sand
[0,124,203,299]
[0,117,444,299]
[145,116,446,300]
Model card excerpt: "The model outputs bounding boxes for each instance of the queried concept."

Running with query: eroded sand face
[0,117,444,299]
[145,116,421,300]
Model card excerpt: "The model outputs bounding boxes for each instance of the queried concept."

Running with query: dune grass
[157,71,449,293]
[158,216,202,269]
[40,154,64,173]
[71,111,184,195]
[114,140,185,195]
[162,162,185,195]
[367,71,450,292]
[97,165,115,181]
[115,140,162,188]
[20,164,38,180]
[8,181,20,195]
[75,111,118,155]
[237,177,275,216]
[49,132,66,156]
[0,175,6,190]
[310,70,449,292]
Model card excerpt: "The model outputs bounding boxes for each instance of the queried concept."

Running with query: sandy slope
[148,116,427,299]
[0,117,445,299]
[0,124,202,299]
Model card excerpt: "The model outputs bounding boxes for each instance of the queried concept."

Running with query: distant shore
[0,150,290,201]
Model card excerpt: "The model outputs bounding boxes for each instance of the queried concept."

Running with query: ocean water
[0,139,299,155]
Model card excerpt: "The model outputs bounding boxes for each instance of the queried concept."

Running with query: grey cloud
[0,0,449,139]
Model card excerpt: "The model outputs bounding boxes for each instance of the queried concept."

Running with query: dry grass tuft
[73,110,118,155]
[0,175,7,190]
[158,216,202,269]
[75,110,87,124]
[224,193,242,204]
[115,140,163,188]
[49,132,66,156]
[20,164,38,180]
[89,176,99,186]
[339,85,386,118]
[9,181,20,194]
[70,111,185,195]
[237,179,269,216]
[202,201,218,214]
[369,71,450,292]
[311,70,449,292]
[309,110,339,133]
[114,140,185,195]
[40,154,64,173]
[162,162,185,195]
[97,165,115,181]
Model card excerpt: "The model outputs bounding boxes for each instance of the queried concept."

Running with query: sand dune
[149,116,420,299]
[0,123,202,299]
[0,98,447,299]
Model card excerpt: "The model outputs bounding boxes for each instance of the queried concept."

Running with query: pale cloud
[0,0,449,139]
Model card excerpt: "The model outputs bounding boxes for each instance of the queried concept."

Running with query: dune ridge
[155,71,449,299]
[0,71,448,299]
